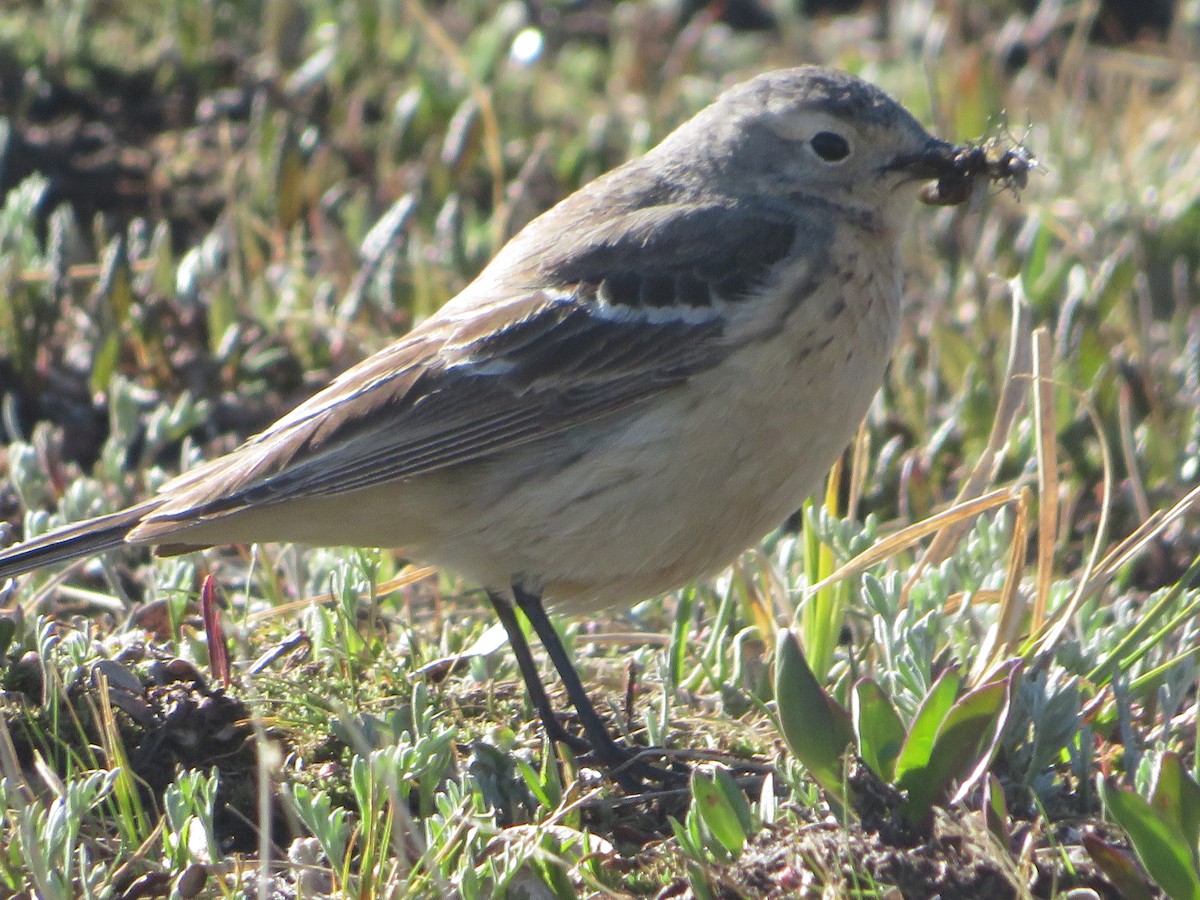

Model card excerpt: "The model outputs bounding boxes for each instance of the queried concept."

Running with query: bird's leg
[486,591,590,752]
[510,584,679,788]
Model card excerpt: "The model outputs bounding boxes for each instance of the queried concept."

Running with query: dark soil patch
[656,809,1130,899]
[653,763,1132,899]
[3,647,284,854]
[0,44,323,481]
[0,47,256,250]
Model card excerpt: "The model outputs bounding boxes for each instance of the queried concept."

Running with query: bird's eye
[810,131,851,162]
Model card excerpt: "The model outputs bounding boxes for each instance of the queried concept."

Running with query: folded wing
[138,202,797,530]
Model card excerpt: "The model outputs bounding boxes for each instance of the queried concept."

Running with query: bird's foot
[573,739,688,792]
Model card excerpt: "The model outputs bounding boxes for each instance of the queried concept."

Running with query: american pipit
[0,67,1022,785]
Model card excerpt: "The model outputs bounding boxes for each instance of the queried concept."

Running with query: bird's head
[649,67,987,233]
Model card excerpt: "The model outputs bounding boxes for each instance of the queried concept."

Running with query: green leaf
[691,765,753,855]
[892,667,962,784]
[1094,253,1137,322]
[774,629,854,799]
[685,863,717,900]
[1101,778,1200,900]
[897,666,1015,831]
[714,765,755,838]
[0,614,15,658]
[1151,753,1200,867]
[97,235,133,327]
[207,286,238,359]
[668,815,701,861]
[983,774,1009,847]
[1083,831,1157,900]
[799,484,849,682]
[670,587,695,689]
[1022,215,1050,292]
[852,678,905,782]
[287,783,349,869]
[89,331,121,395]
[274,124,305,232]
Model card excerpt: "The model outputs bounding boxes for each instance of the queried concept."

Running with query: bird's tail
[0,501,161,580]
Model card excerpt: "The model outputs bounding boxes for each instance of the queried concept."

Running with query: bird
[0,66,985,787]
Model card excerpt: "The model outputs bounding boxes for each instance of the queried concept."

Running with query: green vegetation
[0,0,1198,896]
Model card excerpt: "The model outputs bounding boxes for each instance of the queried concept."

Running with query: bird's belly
[410,287,898,613]
[178,260,900,616]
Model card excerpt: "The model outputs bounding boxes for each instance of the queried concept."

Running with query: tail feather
[0,501,162,580]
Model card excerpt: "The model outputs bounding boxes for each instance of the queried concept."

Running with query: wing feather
[144,202,797,527]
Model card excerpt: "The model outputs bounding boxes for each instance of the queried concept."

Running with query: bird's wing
[143,203,797,526]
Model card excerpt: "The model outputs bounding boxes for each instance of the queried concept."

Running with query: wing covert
[147,202,797,524]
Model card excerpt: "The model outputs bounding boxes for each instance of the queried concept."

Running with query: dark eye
[810,131,850,162]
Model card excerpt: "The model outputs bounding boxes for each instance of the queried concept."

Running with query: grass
[1,0,1199,897]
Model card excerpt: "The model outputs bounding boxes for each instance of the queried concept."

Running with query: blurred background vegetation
[0,1,1198,898]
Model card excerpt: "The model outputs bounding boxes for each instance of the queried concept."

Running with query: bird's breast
[430,247,903,613]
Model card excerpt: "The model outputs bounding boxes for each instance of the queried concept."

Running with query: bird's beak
[888,138,959,179]
[886,138,979,206]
